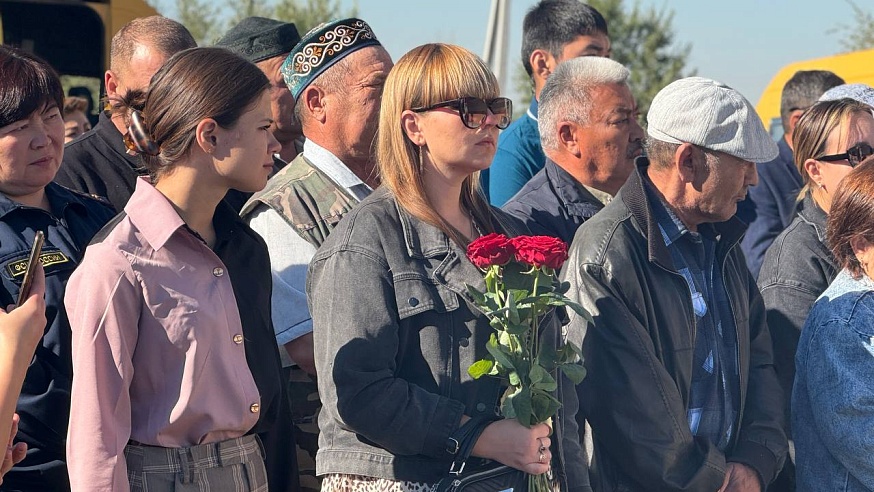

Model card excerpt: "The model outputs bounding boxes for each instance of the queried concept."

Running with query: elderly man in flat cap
[240,17,392,492]
[563,77,788,492]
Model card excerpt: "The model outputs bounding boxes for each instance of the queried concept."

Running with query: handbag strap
[448,416,498,475]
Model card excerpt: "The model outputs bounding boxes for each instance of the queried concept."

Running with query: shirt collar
[527,98,539,122]
[124,177,186,250]
[302,139,371,194]
[582,184,613,205]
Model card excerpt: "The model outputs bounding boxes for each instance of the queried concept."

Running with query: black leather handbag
[431,417,528,492]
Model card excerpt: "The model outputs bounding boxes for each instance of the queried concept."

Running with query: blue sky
[346,0,859,106]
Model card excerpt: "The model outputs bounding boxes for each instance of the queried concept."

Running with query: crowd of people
[1,0,874,491]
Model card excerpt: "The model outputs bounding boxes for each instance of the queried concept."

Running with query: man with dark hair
[503,56,643,244]
[483,0,610,206]
[55,16,196,211]
[738,70,843,277]
[565,77,787,491]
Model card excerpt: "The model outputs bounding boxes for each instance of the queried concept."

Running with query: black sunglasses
[411,97,513,130]
[818,142,874,168]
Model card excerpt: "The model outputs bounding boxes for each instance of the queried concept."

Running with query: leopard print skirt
[321,474,431,492]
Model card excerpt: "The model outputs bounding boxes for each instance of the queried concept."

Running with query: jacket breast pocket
[394,274,459,320]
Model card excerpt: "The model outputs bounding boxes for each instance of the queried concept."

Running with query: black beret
[215,16,301,64]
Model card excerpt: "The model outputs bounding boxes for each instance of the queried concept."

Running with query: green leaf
[530,368,557,392]
[486,334,517,371]
[529,363,547,384]
[559,362,587,384]
[468,359,494,379]
[509,386,533,427]
[537,341,559,371]
[505,322,529,336]
[556,280,571,295]
[530,389,562,423]
[503,261,535,291]
[465,284,486,304]
[564,300,594,323]
[506,293,520,325]
[509,371,521,386]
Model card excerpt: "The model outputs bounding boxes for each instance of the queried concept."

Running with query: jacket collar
[620,157,747,269]
[0,182,90,220]
[545,159,605,219]
[798,192,828,241]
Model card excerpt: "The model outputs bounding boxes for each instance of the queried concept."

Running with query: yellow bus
[755,48,874,138]
[0,0,157,117]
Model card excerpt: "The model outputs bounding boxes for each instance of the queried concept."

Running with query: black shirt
[55,111,147,213]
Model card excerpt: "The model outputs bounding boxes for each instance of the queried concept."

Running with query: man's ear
[105,70,119,100]
[401,110,425,147]
[529,49,554,86]
[674,143,699,183]
[302,85,328,124]
[558,121,581,157]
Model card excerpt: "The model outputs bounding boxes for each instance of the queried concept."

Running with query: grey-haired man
[564,77,788,491]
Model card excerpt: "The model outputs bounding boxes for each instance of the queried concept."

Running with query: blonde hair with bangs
[377,43,500,246]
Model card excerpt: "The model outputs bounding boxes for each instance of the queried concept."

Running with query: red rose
[510,235,569,270]
[467,233,516,269]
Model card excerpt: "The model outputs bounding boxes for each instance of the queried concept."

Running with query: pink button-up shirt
[65,179,261,491]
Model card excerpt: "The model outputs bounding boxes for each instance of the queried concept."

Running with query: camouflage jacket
[241,153,359,248]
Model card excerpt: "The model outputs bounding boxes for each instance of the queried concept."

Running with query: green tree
[831,0,874,52]
[173,0,220,45]
[589,0,693,117]
[514,0,693,120]
[273,0,359,34]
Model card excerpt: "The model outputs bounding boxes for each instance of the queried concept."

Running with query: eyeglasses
[817,142,874,168]
[411,97,513,130]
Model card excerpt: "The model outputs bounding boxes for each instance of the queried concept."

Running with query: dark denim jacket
[307,187,589,491]
[758,193,837,437]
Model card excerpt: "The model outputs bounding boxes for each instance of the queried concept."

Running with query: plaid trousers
[124,434,269,492]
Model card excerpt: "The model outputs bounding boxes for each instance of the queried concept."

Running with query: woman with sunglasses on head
[793,155,874,491]
[64,47,292,491]
[758,97,874,483]
[307,43,588,491]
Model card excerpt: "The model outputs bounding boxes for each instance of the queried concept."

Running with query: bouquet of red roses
[466,233,590,491]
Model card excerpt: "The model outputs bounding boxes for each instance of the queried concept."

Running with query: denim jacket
[793,269,874,491]
[307,187,589,491]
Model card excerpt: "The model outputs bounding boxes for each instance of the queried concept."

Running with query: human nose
[30,121,51,150]
[267,130,281,154]
[630,115,644,141]
[746,162,758,187]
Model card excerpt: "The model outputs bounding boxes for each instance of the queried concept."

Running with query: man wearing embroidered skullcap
[562,77,788,491]
[240,17,392,492]
[55,16,196,212]
[216,16,302,211]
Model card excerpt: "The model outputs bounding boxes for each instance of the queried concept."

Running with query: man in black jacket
[564,77,788,492]
[55,16,195,212]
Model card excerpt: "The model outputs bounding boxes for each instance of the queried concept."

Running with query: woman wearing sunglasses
[64,47,291,491]
[307,43,587,491]
[758,97,874,474]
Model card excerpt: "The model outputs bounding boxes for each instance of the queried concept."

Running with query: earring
[417,145,425,172]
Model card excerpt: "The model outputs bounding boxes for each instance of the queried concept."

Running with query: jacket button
[233,334,244,344]
[250,403,260,413]
[476,403,486,412]
[458,338,469,347]
[213,267,224,277]
[408,297,419,307]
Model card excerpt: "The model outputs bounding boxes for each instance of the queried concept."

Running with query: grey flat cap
[648,77,778,163]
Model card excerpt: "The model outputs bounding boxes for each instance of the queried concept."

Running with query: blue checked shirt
[646,182,741,451]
